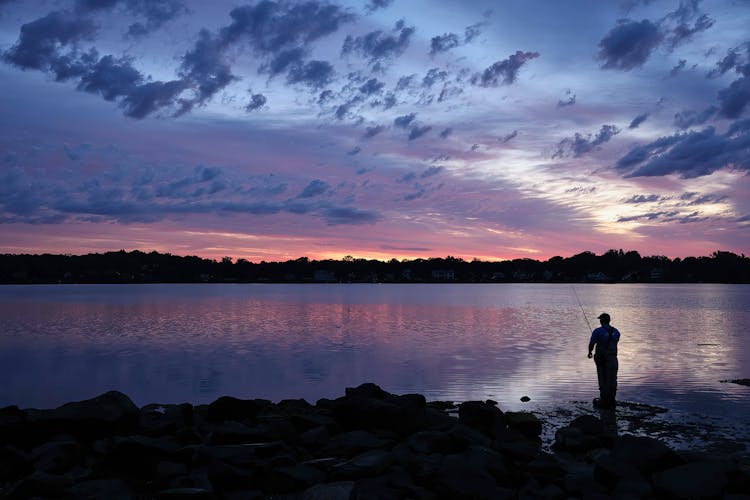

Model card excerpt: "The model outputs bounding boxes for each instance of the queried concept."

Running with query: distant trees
[0,249,748,284]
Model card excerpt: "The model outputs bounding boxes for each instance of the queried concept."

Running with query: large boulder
[204,397,265,423]
[504,411,542,439]
[458,401,507,438]
[652,461,728,498]
[26,391,139,439]
[552,415,614,455]
[331,384,428,436]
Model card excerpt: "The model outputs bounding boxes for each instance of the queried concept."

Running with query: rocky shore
[1,383,748,499]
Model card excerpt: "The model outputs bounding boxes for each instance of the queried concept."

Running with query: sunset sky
[1,0,749,262]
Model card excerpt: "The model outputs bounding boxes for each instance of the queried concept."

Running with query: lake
[1,283,748,423]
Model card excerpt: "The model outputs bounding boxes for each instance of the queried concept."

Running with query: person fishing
[587,313,620,408]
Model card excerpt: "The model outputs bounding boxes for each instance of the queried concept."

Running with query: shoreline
[1,384,748,499]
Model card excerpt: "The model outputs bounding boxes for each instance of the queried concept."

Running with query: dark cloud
[359,77,385,95]
[342,21,415,64]
[623,194,663,203]
[501,130,518,142]
[464,22,484,43]
[120,79,188,118]
[616,123,750,178]
[673,106,716,129]
[77,54,142,101]
[666,13,713,50]
[439,127,453,139]
[471,51,539,86]
[363,124,385,139]
[430,33,460,55]
[617,211,676,223]
[266,47,306,76]
[246,92,267,112]
[3,10,96,72]
[707,45,749,78]
[717,75,750,119]
[74,0,187,36]
[553,124,621,158]
[74,0,119,12]
[286,60,335,88]
[178,29,235,113]
[396,74,415,90]
[364,0,393,13]
[669,59,686,77]
[597,19,662,70]
[421,166,444,178]
[629,112,649,128]
[422,68,448,88]
[408,125,431,140]
[298,179,330,198]
[347,146,361,156]
[394,113,416,129]
[684,193,727,206]
[320,205,379,225]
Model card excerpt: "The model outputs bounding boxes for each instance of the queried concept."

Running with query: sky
[1,0,749,262]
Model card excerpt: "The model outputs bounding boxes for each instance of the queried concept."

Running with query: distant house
[431,269,455,281]
[314,269,337,282]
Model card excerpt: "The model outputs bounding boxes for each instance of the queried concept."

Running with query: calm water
[1,284,748,421]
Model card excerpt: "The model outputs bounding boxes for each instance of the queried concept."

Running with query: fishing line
[571,286,593,332]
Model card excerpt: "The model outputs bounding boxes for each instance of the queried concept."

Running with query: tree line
[0,249,748,283]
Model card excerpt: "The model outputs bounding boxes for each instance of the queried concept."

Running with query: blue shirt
[589,325,620,356]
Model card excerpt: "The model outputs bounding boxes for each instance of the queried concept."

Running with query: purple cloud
[472,51,539,86]
[597,19,662,70]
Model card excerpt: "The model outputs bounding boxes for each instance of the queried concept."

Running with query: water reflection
[0,284,748,423]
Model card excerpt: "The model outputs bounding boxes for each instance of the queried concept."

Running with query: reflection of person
[587,313,620,408]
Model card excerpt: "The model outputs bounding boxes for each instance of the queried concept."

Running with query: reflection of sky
[0,284,748,422]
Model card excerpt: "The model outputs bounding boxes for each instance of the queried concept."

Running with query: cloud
[501,130,518,142]
[557,89,576,107]
[422,68,448,88]
[553,124,621,158]
[320,205,379,225]
[298,179,331,198]
[408,125,432,140]
[707,44,749,79]
[471,51,539,86]
[3,10,96,73]
[421,166,444,178]
[623,194,663,203]
[673,106,716,129]
[394,112,416,129]
[178,29,235,113]
[616,122,750,178]
[346,146,361,156]
[74,0,187,36]
[717,75,750,119]
[342,20,415,65]
[629,112,649,128]
[363,124,385,139]
[77,54,142,101]
[286,60,335,88]
[669,59,686,77]
[430,33,460,55]
[665,13,713,50]
[597,19,662,70]
[246,92,267,112]
[364,0,393,13]
[439,127,453,139]
[359,77,385,95]
[464,22,484,43]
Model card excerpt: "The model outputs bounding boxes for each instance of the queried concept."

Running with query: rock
[607,435,684,475]
[518,477,565,499]
[0,405,26,443]
[4,470,73,498]
[332,384,428,436]
[31,439,83,474]
[0,445,33,483]
[205,396,265,423]
[504,411,542,438]
[458,400,507,438]
[301,481,355,500]
[139,403,193,436]
[435,453,513,499]
[71,478,136,499]
[520,396,531,402]
[331,449,394,479]
[205,420,257,445]
[27,391,139,439]
[405,430,465,455]
[322,430,394,458]
[263,463,326,493]
[156,487,214,499]
[653,461,728,498]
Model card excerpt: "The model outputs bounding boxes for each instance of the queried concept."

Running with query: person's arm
[587,331,597,358]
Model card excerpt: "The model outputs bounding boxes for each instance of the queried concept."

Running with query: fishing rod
[571,286,593,332]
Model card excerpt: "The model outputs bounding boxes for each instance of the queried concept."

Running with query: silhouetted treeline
[0,249,748,283]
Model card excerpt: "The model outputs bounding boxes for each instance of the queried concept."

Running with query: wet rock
[653,461,728,498]
[31,439,83,474]
[331,449,394,479]
[301,480,354,500]
[332,384,428,436]
[520,396,531,402]
[205,396,265,423]
[322,429,394,458]
[607,434,684,475]
[26,391,139,439]
[458,400,506,438]
[552,415,614,455]
[505,411,542,438]
[139,403,193,436]
[71,478,136,499]
[404,430,465,455]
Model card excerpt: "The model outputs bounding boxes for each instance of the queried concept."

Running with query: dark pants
[596,355,618,405]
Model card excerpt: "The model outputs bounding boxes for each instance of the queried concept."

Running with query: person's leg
[604,357,618,406]
[596,360,606,401]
